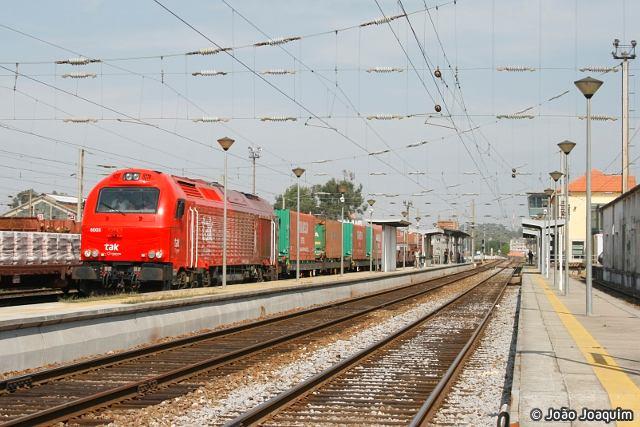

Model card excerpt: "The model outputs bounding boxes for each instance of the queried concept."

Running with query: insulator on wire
[63,117,98,123]
[496,66,536,72]
[62,72,97,79]
[577,115,617,121]
[261,69,296,75]
[254,36,301,47]
[579,66,618,73]
[366,114,404,120]
[192,70,227,77]
[360,13,405,27]
[192,117,230,123]
[187,47,232,56]
[56,57,101,65]
[366,67,404,73]
[496,114,534,120]
[259,116,297,122]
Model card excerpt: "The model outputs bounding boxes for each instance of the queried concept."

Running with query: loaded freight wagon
[275,209,316,276]
[366,224,382,270]
[0,230,79,288]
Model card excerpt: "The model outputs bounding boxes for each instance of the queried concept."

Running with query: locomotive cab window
[96,187,160,213]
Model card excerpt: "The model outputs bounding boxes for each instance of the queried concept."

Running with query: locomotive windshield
[96,187,160,213]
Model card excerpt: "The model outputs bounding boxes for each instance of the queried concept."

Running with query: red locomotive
[73,169,276,293]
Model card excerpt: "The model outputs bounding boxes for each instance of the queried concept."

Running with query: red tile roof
[568,169,636,193]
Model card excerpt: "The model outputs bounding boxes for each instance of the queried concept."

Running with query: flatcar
[0,218,79,289]
[73,169,276,293]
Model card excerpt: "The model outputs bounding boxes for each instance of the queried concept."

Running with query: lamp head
[558,140,576,155]
[549,171,563,182]
[367,198,376,207]
[292,167,305,178]
[544,188,554,196]
[217,136,235,151]
[338,184,347,194]
[574,76,603,99]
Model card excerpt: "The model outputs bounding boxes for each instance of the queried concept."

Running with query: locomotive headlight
[132,172,140,180]
[91,249,99,258]
[83,249,92,258]
[148,250,156,259]
[155,250,163,259]
[124,172,133,181]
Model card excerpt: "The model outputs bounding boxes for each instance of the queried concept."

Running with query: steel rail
[225,264,512,426]
[0,263,495,396]
[409,266,512,425]
[0,264,498,426]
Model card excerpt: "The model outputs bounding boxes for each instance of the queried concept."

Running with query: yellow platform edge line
[535,275,640,426]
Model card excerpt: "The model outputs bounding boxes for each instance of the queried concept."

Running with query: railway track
[0,288,64,307]
[0,262,500,426]
[227,264,515,426]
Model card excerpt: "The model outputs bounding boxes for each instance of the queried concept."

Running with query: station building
[560,169,635,262]
[2,193,81,220]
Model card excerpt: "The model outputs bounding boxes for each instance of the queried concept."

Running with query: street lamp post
[401,210,408,268]
[415,215,421,268]
[550,171,563,292]
[339,185,347,276]
[558,140,576,295]
[367,199,376,272]
[575,76,603,316]
[544,188,554,279]
[292,167,306,281]
[217,137,235,287]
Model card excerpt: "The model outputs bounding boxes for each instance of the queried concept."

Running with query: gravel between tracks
[430,286,520,426]
[90,269,497,426]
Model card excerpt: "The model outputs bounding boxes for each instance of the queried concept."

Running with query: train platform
[0,263,473,373]
[0,264,461,328]
[510,269,640,426]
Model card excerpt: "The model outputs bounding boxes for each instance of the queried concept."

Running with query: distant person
[528,249,534,265]
[444,248,449,264]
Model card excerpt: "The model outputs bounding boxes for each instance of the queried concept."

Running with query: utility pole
[471,199,476,262]
[248,146,262,195]
[76,148,85,222]
[612,39,636,193]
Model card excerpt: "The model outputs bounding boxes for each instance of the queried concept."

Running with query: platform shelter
[371,218,411,272]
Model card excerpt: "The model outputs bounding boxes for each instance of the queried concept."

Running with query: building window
[571,241,584,259]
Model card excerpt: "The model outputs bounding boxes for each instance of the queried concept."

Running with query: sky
[0,0,637,228]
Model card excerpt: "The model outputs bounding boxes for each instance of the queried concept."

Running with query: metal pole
[559,162,565,294]
[543,213,548,278]
[296,178,300,281]
[222,151,228,287]
[622,58,629,193]
[252,157,256,195]
[563,152,570,295]
[586,97,593,315]
[340,204,344,276]
[553,181,558,290]
[403,229,406,268]
[471,199,475,263]
[369,211,373,272]
[76,148,84,221]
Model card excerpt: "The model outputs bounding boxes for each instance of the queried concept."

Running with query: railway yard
[0,260,637,426]
[2,1,640,425]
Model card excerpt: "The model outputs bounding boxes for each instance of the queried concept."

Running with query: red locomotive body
[73,169,276,293]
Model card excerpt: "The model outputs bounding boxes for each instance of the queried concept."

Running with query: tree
[10,189,39,209]
[273,171,367,220]
[274,185,317,213]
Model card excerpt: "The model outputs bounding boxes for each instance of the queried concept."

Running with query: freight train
[72,169,395,294]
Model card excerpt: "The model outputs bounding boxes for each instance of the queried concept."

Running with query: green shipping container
[366,225,373,257]
[275,209,290,258]
[315,223,325,257]
[342,223,353,257]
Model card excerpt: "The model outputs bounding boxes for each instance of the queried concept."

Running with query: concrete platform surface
[511,269,640,426]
